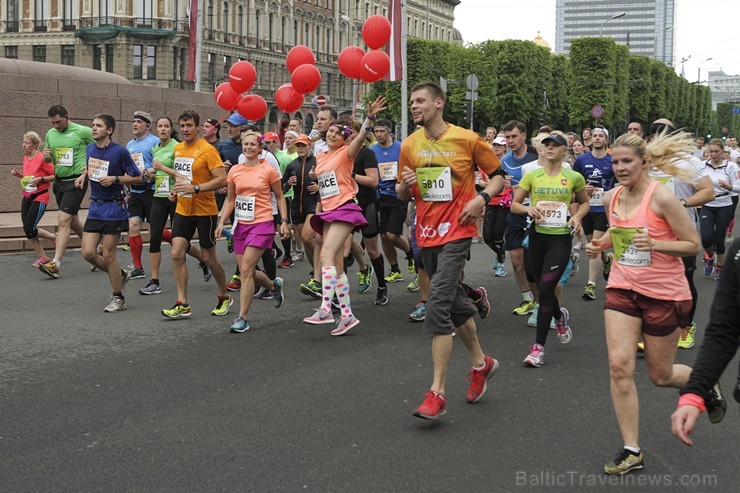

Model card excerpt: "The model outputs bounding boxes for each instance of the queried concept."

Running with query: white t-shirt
[649,155,708,222]
[702,160,740,208]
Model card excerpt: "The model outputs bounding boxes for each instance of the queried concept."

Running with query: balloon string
[203,110,233,139]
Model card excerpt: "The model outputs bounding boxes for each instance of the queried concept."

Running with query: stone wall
[0,72,225,214]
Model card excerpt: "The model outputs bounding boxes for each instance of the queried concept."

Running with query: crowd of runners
[11,82,739,475]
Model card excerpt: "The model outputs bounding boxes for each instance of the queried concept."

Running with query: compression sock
[129,234,144,269]
[371,255,387,288]
[335,272,353,319]
[320,266,337,313]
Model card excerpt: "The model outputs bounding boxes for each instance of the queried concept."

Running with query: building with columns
[0,0,460,126]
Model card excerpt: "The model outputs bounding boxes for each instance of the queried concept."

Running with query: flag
[384,0,403,81]
[186,0,199,81]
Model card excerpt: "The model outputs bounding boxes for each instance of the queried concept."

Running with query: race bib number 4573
[416,167,452,202]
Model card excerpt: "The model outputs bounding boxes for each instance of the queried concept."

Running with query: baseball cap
[133,111,152,124]
[541,133,568,147]
[650,118,674,135]
[205,118,221,131]
[592,127,609,140]
[294,134,311,146]
[227,113,250,126]
[492,136,507,146]
[263,131,280,142]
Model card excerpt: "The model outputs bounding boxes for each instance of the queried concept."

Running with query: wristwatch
[478,191,491,203]
[680,198,688,207]
[115,176,120,184]
[193,184,201,194]
[280,218,289,223]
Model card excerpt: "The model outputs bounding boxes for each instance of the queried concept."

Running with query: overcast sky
[453,0,739,81]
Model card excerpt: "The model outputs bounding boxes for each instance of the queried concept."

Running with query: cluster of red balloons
[338,15,392,83]
[273,45,322,113]
[214,60,268,121]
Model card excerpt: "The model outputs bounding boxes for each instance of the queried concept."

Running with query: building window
[255,10,261,41]
[62,0,77,30]
[34,0,48,30]
[326,29,331,55]
[223,2,229,39]
[133,45,143,78]
[134,0,153,25]
[223,55,231,77]
[281,16,286,48]
[208,53,215,81]
[238,6,244,39]
[61,45,75,66]
[146,45,156,79]
[207,0,214,39]
[5,45,18,59]
[98,0,112,24]
[32,45,46,62]
[315,25,320,53]
[293,19,298,45]
[94,45,102,70]
[269,13,274,44]
[105,44,114,72]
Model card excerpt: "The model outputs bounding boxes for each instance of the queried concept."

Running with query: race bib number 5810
[416,167,452,202]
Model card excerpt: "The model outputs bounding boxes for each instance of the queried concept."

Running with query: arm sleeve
[680,238,740,401]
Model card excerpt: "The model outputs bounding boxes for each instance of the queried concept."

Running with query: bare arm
[347,96,387,160]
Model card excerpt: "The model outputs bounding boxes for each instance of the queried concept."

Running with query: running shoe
[273,246,283,261]
[211,295,233,316]
[200,262,213,282]
[121,268,132,288]
[331,315,360,336]
[358,265,373,294]
[226,236,234,253]
[714,266,721,280]
[412,390,446,420]
[230,316,250,333]
[303,308,335,325]
[409,302,426,322]
[272,277,285,308]
[512,299,536,316]
[491,258,499,272]
[292,249,305,261]
[707,382,727,424]
[527,304,539,327]
[602,252,615,281]
[474,287,491,319]
[130,267,146,280]
[39,260,60,279]
[139,280,162,295]
[637,341,645,353]
[494,263,507,277]
[582,283,596,301]
[523,343,545,367]
[604,448,644,475]
[104,295,126,312]
[570,252,580,277]
[162,301,191,319]
[122,244,131,251]
[555,307,572,344]
[407,258,416,275]
[677,323,696,349]
[279,257,294,268]
[300,279,322,299]
[257,288,274,300]
[466,355,499,403]
[374,286,389,305]
[226,274,241,292]
[407,275,420,292]
[704,256,714,276]
[384,270,404,283]
[726,231,733,245]
[32,257,51,268]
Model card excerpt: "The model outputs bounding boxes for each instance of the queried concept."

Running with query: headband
[330,123,353,139]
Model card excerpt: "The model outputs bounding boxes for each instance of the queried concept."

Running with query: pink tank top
[607,180,690,301]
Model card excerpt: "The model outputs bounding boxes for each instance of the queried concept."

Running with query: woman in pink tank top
[585,132,702,475]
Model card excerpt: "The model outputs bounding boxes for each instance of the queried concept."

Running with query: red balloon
[362,15,392,50]
[236,94,267,121]
[291,64,321,94]
[338,46,365,80]
[228,60,257,93]
[286,45,316,74]
[360,50,390,83]
[214,82,239,111]
[275,84,305,113]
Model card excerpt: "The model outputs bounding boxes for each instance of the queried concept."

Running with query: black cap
[206,118,221,131]
[541,133,567,147]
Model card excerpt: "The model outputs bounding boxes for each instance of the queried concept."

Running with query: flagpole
[400,0,408,140]
[194,0,203,92]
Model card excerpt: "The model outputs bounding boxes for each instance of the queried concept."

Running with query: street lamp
[698,57,713,84]
[599,12,626,36]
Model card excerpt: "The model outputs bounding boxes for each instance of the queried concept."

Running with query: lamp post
[656,25,672,64]
[698,57,713,84]
[599,12,626,36]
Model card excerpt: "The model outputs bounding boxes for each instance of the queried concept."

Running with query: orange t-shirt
[174,138,224,216]
[399,124,501,247]
[315,145,358,211]
[227,160,280,224]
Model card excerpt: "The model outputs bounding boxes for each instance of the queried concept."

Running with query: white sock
[624,445,640,454]
[522,291,533,302]
[53,259,61,267]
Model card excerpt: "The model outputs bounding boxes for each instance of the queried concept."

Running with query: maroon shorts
[604,288,691,337]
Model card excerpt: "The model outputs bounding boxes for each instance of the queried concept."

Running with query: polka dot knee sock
[320,265,337,313]
[335,272,353,320]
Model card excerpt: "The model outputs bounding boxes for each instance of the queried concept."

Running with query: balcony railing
[34,20,47,32]
[4,20,19,32]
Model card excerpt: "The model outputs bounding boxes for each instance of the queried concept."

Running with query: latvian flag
[384,0,403,81]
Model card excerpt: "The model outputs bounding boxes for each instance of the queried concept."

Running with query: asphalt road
[1,239,737,492]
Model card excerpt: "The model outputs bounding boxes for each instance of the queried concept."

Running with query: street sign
[315,95,327,107]
[466,74,479,91]
[732,107,740,115]
[591,105,605,119]
[440,77,447,93]
[722,127,729,133]
[465,91,478,101]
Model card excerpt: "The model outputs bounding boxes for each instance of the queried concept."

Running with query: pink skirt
[310,201,368,235]
[233,220,275,253]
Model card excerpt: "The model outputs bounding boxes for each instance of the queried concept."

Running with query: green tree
[627,56,652,126]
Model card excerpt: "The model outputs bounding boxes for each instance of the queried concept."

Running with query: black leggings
[700,205,733,256]
[528,229,571,346]
[149,197,176,254]
[21,198,47,239]
[682,255,698,323]
[483,205,508,263]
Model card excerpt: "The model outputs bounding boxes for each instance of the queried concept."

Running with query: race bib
[21,176,37,193]
[234,195,256,222]
[589,188,604,206]
[378,161,398,181]
[655,176,676,194]
[611,227,652,267]
[55,147,74,167]
[318,170,340,200]
[537,201,568,229]
[131,152,145,174]
[417,167,453,202]
[174,157,194,198]
[87,157,110,183]
[155,174,170,194]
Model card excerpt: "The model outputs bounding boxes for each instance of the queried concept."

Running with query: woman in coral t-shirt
[10,131,56,267]
[303,96,386,335]
[217,131,290,333]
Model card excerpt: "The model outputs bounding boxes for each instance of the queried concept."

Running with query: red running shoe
[412,390,446,420]
[466,355,499,403]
